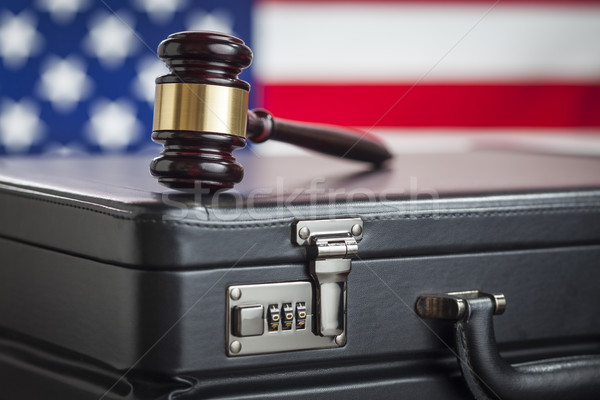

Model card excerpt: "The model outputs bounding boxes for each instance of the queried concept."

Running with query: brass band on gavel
[153,83,249,138]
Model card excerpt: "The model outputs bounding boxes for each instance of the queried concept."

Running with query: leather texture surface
[0,326,471,400]
[455,297,600,400]
[0,152,600,268]
[1,235,600,399]
[1,150,600,398]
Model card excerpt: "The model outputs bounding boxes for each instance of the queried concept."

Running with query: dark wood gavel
[150,31,392,192]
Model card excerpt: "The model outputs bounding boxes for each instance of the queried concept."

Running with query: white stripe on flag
[253,2,600,83]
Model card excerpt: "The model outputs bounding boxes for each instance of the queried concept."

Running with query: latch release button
[232,305,264,337]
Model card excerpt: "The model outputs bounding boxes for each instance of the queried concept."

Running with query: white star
[85,99,142,152]
[0,98,45,153]
[37,55,93,113]
[133,0,187,24]
[36,0,91,24]
[132,57,169,105]
[44,142,88,156]
[0,11,43,69]
[83,12,139,69]
[185,9,234,34]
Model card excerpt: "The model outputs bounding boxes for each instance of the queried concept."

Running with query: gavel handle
[247,109,392,165]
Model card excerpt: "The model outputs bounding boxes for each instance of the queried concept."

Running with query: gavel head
[150,31,253,192]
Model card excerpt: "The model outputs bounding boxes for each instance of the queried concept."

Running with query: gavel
[150,31,392,192]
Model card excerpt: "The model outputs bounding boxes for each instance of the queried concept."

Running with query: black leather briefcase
[1,147,600,399]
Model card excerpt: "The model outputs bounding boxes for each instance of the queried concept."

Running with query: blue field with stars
[0,0,253,155]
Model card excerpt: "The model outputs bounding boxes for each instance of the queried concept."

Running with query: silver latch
[292,218,363,339]
[415,290,506,320]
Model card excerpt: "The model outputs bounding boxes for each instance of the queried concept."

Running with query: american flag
[1,0,599,156]
[0,0,252,155]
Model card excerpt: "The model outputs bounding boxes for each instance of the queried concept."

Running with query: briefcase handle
[415,291,600,400]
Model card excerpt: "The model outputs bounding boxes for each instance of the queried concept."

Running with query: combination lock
[226,282,342,356]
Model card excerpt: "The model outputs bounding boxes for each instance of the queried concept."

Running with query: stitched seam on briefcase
[135,207,600,228]
[363,207,600,221]
[3,189,600,228]
[458,323,493,400]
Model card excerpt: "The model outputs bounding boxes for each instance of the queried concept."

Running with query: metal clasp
[415,290,506,320]
[292,218,363,340]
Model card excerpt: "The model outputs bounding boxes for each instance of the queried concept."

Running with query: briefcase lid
[1,144,600,269]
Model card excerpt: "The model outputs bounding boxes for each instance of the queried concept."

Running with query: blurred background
[0,0,599,156]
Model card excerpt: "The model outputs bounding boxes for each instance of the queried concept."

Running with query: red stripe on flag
[259,83,600,127]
